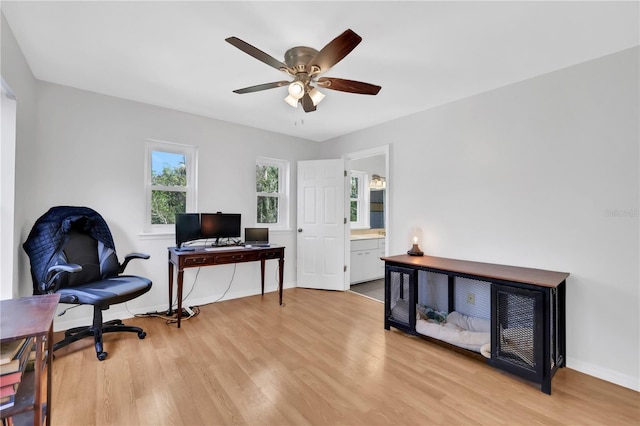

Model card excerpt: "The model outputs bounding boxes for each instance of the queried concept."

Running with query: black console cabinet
[383,254,568,395]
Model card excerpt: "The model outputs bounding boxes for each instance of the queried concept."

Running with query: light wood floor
[51,288,639,425]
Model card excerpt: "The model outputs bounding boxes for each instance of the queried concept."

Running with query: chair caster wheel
[97,352,108,361]
[138,331,146,339]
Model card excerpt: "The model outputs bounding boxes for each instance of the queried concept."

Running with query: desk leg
[278,257,284,305]
[167,260,174,315]
[260,259,266,296]
[34,335,43,426]
[46,323,53,426]
[176,269,184,328]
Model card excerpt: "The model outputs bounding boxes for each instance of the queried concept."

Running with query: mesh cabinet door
[384,265,417,333]
[490,284,544,382]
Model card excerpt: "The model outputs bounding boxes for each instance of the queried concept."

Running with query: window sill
[138,232,174,240]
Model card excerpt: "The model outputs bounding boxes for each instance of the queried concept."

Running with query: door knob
[298,228,303,232]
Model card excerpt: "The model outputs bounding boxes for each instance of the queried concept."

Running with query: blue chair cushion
[57,275,152,306]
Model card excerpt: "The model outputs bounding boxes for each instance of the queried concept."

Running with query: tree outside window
[256,164,279,223]
[151,151,187,224]
[256,157,289,228]
[350,175,359,222]
[350,170,369,229]
[145,140,197,232]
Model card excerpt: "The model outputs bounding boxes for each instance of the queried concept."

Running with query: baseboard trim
[567,357,639,392]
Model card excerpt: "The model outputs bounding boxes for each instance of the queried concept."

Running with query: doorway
[343,145,389,302]
[1,78,17,299]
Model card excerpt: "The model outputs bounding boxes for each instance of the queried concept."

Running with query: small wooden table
[168,245,285,327]
[0,294,59,426]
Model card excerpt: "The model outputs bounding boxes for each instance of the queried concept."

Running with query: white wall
[3,9,319,334]
[1,12,38,299]
[16,81,321,329]
[324,47,640,391]
[0,80,17,301]
[351,155,385,178]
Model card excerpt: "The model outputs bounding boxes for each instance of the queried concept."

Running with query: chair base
[53,307,147,361]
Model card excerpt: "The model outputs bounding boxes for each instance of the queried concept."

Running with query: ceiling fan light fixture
[284,94,299,108]
[308,87,326,106]
[288,81,305,99]
[227,30,381,113]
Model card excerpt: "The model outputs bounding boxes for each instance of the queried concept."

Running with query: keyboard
[204,246,245,252]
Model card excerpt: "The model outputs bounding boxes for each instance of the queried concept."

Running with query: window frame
[350,170,370,229]
[144,139,198,233]
[255,157,290,230]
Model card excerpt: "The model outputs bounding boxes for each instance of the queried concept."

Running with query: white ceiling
[2,1,638,142]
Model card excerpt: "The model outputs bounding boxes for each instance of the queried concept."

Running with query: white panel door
[297,159,346,291]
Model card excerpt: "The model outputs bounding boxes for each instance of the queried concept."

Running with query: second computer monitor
[200,213,241,241]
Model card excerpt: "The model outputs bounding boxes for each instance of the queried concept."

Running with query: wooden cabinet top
[0,294,60,342]
[382,254,569,288]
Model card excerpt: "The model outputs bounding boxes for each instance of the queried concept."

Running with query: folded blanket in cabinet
[415,310,490,355]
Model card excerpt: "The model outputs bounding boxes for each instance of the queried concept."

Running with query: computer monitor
[200,213,241,245]
[175,213,201,249]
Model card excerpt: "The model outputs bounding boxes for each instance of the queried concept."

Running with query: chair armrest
[119,252,150,273]
[48,264,83,274]
[44,263,82,293]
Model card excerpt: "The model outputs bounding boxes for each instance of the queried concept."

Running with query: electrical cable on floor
[163,264,236,325]
[132,257,260,324]
[132,267,203,324]
[163,266,202,324]
[135,305,201,324]
[163,305,200,325]
[155,263,236,325]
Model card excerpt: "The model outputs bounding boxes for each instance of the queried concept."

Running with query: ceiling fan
[225,29,381,113]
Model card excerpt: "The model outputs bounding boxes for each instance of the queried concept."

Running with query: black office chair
[23,206,152,361]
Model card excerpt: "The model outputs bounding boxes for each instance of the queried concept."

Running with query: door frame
[342,144,390,289]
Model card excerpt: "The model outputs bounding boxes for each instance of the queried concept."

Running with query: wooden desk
[168,245,285,327]
[382,254,568,394]
[0,294,59,426]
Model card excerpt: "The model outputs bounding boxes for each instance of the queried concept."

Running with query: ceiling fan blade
[226,37,289,71]
[233,81,290,94]
[301,94,316,113]
[307,29,362,75]
[317,77,381,95]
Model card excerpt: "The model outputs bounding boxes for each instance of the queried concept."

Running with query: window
[256,157,289,229]
[145,140,197,232]
[350,170,370,229]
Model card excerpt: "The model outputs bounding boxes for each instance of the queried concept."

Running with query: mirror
[370,189,385,228]
[350,154,386,231]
